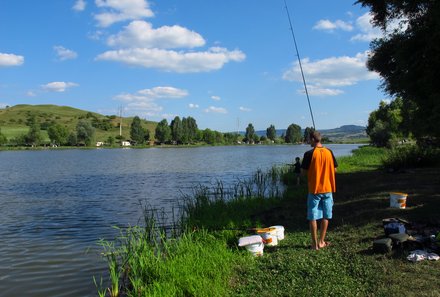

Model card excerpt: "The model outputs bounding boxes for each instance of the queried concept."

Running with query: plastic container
[389,192,407,209]
[238,235,264,256]
[245,242,264,256]
[270,225,285,240]
[256,227,278,246]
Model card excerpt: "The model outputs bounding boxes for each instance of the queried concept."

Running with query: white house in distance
[121,140,131,147]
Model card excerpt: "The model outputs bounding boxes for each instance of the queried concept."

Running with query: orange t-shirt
[301,147,337,194]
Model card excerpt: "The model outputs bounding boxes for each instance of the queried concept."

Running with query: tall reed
[180,165,289,230]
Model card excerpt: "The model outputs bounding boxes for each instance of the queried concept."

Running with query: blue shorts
[307,193,333,221]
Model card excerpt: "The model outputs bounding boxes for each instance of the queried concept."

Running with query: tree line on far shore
[0,112,312,147]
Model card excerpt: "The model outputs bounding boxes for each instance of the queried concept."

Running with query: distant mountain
[253,125,367,141]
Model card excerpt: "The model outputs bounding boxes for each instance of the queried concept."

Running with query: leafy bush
[382,144,440,170]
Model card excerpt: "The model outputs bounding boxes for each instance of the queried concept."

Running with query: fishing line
[283,0,316,130]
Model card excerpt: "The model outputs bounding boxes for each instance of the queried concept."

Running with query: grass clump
[97,226,248,297]
[336,145,386,173]
[181,167,288,230]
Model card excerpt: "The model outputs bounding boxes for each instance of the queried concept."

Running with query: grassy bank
[97,146,440,296]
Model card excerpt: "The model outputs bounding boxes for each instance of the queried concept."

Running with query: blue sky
[0,0,389,132]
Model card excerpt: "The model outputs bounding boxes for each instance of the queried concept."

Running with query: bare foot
[318,241,331,249]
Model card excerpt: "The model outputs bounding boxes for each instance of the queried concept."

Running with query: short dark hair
[310,131,321,142]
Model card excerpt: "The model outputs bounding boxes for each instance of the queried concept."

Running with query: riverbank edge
[96,146,440,296]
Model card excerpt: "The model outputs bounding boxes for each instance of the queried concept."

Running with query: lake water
[0,144,360,296]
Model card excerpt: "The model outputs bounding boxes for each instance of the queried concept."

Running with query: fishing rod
[283,0,316,130]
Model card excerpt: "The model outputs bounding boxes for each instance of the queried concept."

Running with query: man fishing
[301,131,337,250]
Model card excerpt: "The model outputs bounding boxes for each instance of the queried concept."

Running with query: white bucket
[244,242,264,256]
[260,232,278,246]
[389,192,407,209]
[257,227,278,246]
[270,225,285,241]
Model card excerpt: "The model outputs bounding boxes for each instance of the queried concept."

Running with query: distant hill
[0,104,157,141]
[254,125,367,142]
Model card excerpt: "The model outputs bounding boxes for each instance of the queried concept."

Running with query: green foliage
[382,144,440,170]
[170,116,183,143]
[98,227,244,297]
[367,98,407,147]
[336,146,386,173]
[245,123,255,143]
[107,136,115,146]
[25,115,43,146]
[285,123,302,144]
[47,124,69,146]
[303,127,314,143]
[130,116,149,144]
[67,132,77,146]
[182,167,287,230]
[357,0,440,139]
[181,116,198,144]
[223,132,239,144]
[266,124,276,141]
[155,119,171,144]
[76,119,95,146]
[0,128,7,145]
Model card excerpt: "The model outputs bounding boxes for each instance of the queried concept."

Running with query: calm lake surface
[0,144,360,296]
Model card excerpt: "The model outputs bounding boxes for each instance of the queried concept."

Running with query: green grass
[336,145,387,173]
[97,146,440,296]
[0,104,157,143]
[97,227,249,297]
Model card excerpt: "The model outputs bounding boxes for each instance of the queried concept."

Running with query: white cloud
[107,20,205,49]
[0,52,24,67]
[313,19,353,32]
[351,12,408,42]
[114,86,188,116]
[0,103,9,109]
[26,91,37,97]
[189,103,199,109]
[41,82,79,92]
[73,0,86,11]
[350,13,382,42]
[283,51,379,91]
[211,95,221,101]
[54,46,78,61]
[299,85,344,96]
[239,106,251,112]
[96,47,245,73]
[115,86,188,102]
[94,0,154,27]
[204,106,227,114]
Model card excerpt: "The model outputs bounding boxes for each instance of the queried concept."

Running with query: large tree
[155,119,171,144]
[48,124,69,146]
[130,116,148,144]
[266,124,276,141]
[367,98,406,147]
[25,115,43,146]
[303,127,315,144]
[182,116,198,144]
[170,116,183,144]
[76,120,95,146]
[356,0,440,139]
[285,123,302,144]
[245,123,255,143]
